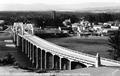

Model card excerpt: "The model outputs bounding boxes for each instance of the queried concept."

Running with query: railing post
[95,53,101,67]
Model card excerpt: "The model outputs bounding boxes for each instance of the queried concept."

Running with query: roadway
[18,33,120,67]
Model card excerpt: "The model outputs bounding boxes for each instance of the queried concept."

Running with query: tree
[108,30,120,60]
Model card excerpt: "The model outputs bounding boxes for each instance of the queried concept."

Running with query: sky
[0,0,119,4]
[0,0,120,11]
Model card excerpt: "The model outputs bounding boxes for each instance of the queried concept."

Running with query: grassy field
[45,36,112,59]
[0,32,34,68]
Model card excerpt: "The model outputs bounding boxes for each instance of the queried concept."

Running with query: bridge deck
[17,33,120,67]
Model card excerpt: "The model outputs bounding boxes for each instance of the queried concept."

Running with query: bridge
[11,22,120,70]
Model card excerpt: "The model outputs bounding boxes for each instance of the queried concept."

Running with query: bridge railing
[34,35,120,64]
[17,30,120,65]
[18,33,95,64]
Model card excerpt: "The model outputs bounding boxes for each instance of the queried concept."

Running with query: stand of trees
[85,13,114,23]
[108,30,120,60]
[1,12,120,27]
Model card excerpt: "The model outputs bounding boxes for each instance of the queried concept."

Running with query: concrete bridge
[12,22,120,70]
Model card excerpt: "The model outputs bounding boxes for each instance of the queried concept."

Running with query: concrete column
[22,38,24,52]
[36,48,39,69]
[40,49,42,70]
[59,58,61,70]
[44,52,46,69]
[69,61,71,70]
[16,35,19,46]
[25,40,26,54]
[52,55,54,69]
[13,33,15,43]
[24,40,26,54]
[27,42,29,57]
[13,33,16,43]
[25,40,28,54]
[30,43,32,60]
[26,41,28,55]
[32,45,34,63]
[24,40,25,53]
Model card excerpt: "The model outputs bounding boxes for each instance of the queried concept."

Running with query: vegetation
[108,30,120,60]
[0,53,16,65]
[1,11,120,28]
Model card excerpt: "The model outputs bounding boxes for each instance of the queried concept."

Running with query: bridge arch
[46,52,54,69]
[37,48,42,69]
[54,55,60,70]
[71,61,87,69]
[13,22,24,35]
[61,58,70,70]
[24,24,34,35]
[41,49,46,69]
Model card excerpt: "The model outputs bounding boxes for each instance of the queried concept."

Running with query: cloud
[1,2,120,11]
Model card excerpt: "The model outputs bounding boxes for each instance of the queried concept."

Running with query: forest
[0,11,120,27]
